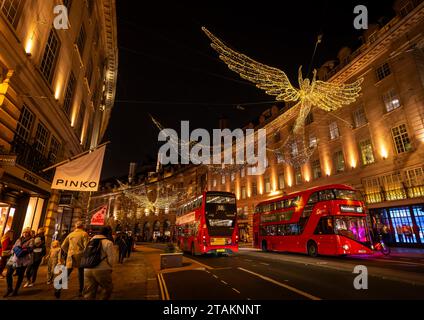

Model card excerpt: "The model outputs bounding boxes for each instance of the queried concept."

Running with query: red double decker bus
[176,191,238,255]
[253,184,374,256]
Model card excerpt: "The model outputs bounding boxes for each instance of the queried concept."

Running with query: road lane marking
[183,256,214,270]
[213,275,219,279]
[221,280,228,285]
[158,273,170,300]
[232,288,241,294]
[260,262,270,266]
[238,267,321,300]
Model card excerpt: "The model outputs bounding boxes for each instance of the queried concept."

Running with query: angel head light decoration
[202,27,363,136]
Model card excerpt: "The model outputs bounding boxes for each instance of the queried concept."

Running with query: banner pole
[42,141,110,173]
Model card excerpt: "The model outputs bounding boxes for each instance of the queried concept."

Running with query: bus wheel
[307,241,318,257]
[261,240,268,252]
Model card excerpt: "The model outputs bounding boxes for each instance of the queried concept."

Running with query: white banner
[51,146,106,192]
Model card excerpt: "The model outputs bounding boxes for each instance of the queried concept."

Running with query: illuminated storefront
[370,205,424,246]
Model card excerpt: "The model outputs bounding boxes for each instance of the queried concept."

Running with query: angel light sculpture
[202,27,363,139]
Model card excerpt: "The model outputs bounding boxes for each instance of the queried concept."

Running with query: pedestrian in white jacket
[83,226,116,300]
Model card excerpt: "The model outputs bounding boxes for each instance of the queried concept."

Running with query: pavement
[0,245,160,300]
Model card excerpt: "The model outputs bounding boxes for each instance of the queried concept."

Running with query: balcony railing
[364,185,424,205]
[10,135,55,181]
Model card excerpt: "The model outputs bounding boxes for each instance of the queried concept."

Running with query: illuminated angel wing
[202,27,300,102]
[309,78,364,111]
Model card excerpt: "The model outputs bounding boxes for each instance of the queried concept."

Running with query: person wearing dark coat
[24,228,46,287]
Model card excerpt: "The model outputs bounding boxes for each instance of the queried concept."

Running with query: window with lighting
[383,89,401,112]
[40,29,61,84]
[312,160,322,179]
[265,177,271,193]
[391,124,412,154]
[251,182,257,196]
[241,186,246,200]
[329,122,340,140]
[212,179,217,188]
[333,150,345,173]
[376,62,391,81]
[295,167,302,185]
[230,172,235,182]
[278,174,285,190]
[359,139,375,165]
[353,107,368,128]
[221,175,226,185]
[1,0,23,27]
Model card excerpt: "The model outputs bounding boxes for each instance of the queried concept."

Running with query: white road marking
[213,275,219,279]
[238,267,321,300]
[260,262,270,266]
[221,280,228,285]
[232,288,241,294]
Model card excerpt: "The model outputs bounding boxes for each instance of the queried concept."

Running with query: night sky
[101,0,396,179]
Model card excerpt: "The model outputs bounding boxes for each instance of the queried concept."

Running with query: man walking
[83,226,116,300]
[58,221,89,297]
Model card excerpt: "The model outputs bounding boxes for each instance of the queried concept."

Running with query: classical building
[208,0,424,247]
[0,0,118,243]
[90,163,207,241]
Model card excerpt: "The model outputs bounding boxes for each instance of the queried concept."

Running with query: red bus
[176,191,238,255]
[253,184,374,256]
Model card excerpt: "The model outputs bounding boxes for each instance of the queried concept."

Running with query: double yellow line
[157,273,170,300]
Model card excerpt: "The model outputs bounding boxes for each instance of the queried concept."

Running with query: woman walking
[24,228,46,287]
[3,227,34,297]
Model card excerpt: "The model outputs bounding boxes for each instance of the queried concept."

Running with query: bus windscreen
[205,195,236,236]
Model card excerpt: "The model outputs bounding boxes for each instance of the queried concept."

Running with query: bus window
[319,189,335,201]
[314,217,335,235]
[307,192,319,204]
[334,189,362,201]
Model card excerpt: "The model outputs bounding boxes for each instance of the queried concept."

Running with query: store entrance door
[0,204,15,237]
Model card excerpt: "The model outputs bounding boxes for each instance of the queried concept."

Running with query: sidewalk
[0,245,160,300]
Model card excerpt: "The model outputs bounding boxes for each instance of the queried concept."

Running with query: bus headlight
[342,244,350,251]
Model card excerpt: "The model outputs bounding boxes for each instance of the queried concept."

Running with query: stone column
[43,190,60,248]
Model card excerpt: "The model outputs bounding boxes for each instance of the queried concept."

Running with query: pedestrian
[0,230,14,279]
[57,221,89,298]
[396,225,404,243]
[24,228,46,287]
[3,227,34,297]
[83,226,116,300]
[402,224,413,243]
[115,232,127,264]
[46,240,61,285]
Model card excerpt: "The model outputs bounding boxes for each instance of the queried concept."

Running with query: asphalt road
[151,244,424,300]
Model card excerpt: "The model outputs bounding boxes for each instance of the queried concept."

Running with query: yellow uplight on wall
[380,145,388,159]
[25,31,35,55]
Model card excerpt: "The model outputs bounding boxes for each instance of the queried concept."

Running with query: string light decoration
[202,27,363,165]
[117,180,182,213]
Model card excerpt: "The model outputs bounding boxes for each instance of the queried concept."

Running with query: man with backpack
[81,226,116,300]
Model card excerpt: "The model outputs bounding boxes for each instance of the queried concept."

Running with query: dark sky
[101,0,396,179]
